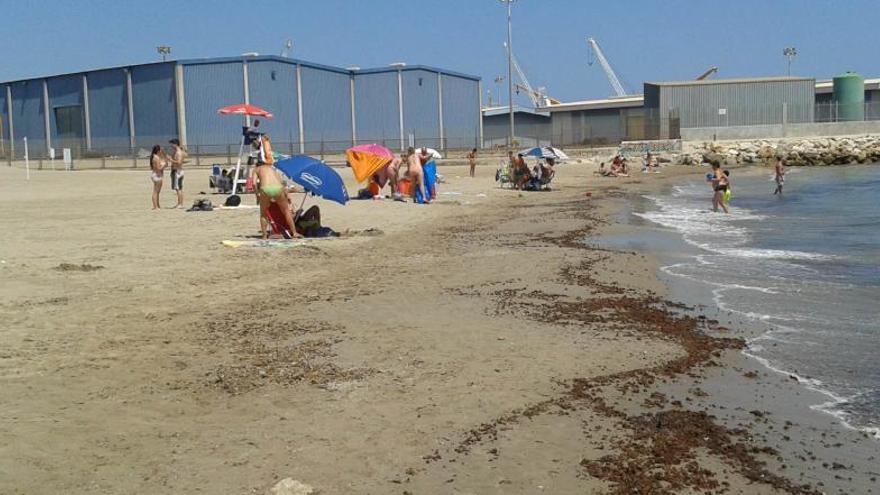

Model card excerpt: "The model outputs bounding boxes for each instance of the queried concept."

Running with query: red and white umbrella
[217,103,274,118]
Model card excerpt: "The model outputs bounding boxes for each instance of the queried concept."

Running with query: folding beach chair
[495,159,513,188]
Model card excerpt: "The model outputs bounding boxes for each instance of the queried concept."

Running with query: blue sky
[1,0,875,105]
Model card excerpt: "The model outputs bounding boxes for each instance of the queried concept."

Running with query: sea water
[633,165,880,436]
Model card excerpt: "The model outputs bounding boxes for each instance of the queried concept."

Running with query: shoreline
[1,160,877,493]
[630,164,880,439]
[592,168,880,493]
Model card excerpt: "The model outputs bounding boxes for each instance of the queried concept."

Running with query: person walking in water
[773,157,786,195]
[709,163,729,214]
[467,148,477,178]
[168,139,187,208]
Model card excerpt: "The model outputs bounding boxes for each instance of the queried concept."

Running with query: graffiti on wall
[618,139,681,156]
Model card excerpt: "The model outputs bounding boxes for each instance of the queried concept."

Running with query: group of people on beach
[149,139,188,210]
[506,150,556,190]
[709,156,786,213]
[597,155,630,177]
[371,146,453,202]
[597,152,663,178]
[245,121,329,239]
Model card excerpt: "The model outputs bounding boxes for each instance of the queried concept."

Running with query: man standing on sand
[168,139,187,209]
[406,147,429,203]
[418,147,431,165]
[773,157,786,195]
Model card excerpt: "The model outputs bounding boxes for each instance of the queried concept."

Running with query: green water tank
[832,71,865,121]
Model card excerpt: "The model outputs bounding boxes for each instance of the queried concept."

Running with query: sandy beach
[1,157,877,494]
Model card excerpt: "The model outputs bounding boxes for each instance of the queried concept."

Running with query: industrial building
[483,76,880,145]
[0,55,482,159]
[481,106,549,147]
[643,77,816,139]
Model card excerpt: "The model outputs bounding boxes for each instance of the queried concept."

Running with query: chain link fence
[0,135,484,170]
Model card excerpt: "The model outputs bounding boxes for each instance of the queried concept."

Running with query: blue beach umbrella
[519,146,570,161]
[274,155,349,205]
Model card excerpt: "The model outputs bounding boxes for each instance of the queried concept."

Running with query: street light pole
[499,0,517,148]
[157,45,172,62]
[783,47,797,76]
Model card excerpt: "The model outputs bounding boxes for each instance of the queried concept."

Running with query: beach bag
[724,188,732,203]
[187,198,213,212]
[224,195,241,207]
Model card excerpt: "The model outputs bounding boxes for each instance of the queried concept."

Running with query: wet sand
[0,158,875,494]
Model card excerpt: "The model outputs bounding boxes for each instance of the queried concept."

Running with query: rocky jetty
[675,135,880,167]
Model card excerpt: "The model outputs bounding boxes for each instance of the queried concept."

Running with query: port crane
[503,42,560,108]
[586,37,628,97]
[696,66,719,80]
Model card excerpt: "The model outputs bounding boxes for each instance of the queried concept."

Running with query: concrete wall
[681,120,880,141]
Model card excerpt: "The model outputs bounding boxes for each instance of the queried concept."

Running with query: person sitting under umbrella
[512,153,530,189]
[251,160,298,239]
[372,154,403,198]
[294,205,322,237]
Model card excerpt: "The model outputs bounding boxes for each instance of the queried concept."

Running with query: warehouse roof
[540,95,645,113]
[645,76,814,87]
[481,105,550,117]
[1,55,480,85]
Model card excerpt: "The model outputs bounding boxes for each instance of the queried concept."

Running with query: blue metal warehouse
[0,55,482,159]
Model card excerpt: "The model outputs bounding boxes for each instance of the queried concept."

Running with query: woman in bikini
[711,166,730,214]
[251,162,298,239]
[149,145,167,210]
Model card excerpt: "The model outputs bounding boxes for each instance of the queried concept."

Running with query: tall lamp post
[494,76,504,106]
[157,45,172,62]
[499,0,517,148]
[783,47,797,76]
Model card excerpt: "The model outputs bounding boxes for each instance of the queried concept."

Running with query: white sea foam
[744,346,880,439]
[641,175,880,436]
[715,247,835,261]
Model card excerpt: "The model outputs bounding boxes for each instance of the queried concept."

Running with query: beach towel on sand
[415,161,438,204]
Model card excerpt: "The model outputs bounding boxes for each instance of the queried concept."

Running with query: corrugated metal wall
[47,74,84,149]
[183,62,242,147]
[353,71,399,147]
[10,80,45,155]
[246,60,299,149]
[551,108,624,146]
[299,66,351,152]
[402,69,439,146]
[441,74,479,149]
[658,79,815,128]
[482,112,551,147]
[1,57,482,158]
[131,63,178,148]
[87,69,129,150]
[1,87,9,145]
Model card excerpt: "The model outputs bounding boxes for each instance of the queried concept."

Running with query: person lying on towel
[294,205,339,238]
[251,162,298,239]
